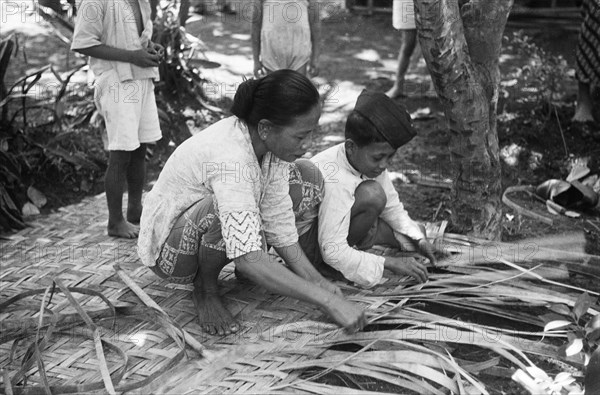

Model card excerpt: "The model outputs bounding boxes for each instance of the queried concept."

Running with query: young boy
[71,0,163,238]
[310,90,437,288]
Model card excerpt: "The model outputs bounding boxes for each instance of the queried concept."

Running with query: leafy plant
[151,1,222,145]
[543,292,599,363]
[506,31,572,114]
[0,34,103,230]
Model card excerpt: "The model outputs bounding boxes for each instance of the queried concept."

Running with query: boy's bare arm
[251,0,264,77]
[74,44,160,68]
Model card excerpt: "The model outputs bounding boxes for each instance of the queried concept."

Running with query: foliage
[543,292,600,364]
[0,33,104,231]
[151,1,222,146]
[505,31,572,114]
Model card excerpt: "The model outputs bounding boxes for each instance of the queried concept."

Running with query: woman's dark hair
[231,69,320,128]
[345,111,387,147]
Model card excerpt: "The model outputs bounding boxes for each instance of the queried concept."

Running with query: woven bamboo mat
[1,193,417,393]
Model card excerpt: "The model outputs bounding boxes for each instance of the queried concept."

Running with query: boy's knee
[354,180,386,212]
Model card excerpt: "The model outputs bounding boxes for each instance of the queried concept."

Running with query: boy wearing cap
[310,90,436,288]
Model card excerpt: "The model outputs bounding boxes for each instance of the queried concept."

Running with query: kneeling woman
[138,70,366,336]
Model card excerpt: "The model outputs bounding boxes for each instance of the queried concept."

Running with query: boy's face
[345,139,397,179]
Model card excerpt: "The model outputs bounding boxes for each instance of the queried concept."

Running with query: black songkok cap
[352,89,417,149]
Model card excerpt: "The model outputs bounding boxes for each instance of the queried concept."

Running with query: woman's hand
[323,296,366,334]
[316,277,343,297]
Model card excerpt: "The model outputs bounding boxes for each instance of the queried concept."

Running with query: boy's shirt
[71,0,159,82]
[311,143,424,288]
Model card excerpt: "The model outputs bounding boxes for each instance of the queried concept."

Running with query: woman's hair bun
[231,78,261,121]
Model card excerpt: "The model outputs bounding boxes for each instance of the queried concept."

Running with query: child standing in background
[71,0,163,238]
[252,0,321,77]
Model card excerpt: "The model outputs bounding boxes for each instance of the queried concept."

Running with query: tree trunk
[413,0,512,240]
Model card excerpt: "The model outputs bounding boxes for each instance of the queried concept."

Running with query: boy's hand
[417,238,438,266]
[130,49,160,68]
[386,256,428,283]
[147,42,165,59]
[253,61,266,78]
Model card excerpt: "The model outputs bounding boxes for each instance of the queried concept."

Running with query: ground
[2,3,600,394]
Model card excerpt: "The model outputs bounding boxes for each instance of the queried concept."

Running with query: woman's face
[263,104,321,162]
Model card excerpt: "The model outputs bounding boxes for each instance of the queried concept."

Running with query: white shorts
[393,0,416,30]
[94,69,162,151]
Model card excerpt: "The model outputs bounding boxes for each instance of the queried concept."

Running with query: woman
[138,70,366,336]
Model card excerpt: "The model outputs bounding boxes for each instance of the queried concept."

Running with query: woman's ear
[257,120,273,141]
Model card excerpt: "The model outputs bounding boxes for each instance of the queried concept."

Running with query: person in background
[386,0,418,99]
[252,0,321,77]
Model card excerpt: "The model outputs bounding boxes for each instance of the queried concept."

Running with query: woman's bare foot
[192,288,240,336]
[127,204,143,225]
[108,220,139,239]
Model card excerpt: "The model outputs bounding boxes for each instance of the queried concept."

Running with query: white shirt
[71,0,159,82]
[311,143,424,288]
[138,116,298,267]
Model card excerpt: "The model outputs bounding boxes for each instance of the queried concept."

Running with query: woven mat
[1,193,414,393]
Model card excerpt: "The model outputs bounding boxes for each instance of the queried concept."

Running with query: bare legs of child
[348,180,428,282]
[347,180,408,249]
[105,144,146,238]
[386,29,417,100]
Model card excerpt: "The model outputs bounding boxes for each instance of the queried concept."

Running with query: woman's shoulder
[179,116,251,155]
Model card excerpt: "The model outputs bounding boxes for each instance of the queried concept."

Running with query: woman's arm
[274,243,342,296]
[235,249,366,332]
[251,0,265,77]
